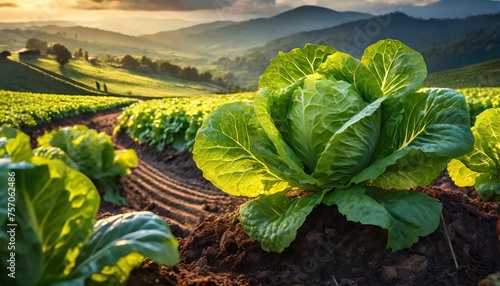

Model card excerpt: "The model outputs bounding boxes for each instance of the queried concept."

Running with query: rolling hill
[424,58,500,88]
[0,57,95,94]
[142,6,372,56]
[14,55,221,97]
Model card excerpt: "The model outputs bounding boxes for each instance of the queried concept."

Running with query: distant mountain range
[221,12,500,87]
[399,0,500,19]
[141,6,372,56]
[246,12,500,60]
[75,18,202,36]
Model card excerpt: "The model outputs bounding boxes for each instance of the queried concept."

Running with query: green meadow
[16,55,221,98]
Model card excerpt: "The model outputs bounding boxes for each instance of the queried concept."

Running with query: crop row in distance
[457,87,500,123]
[114,92,254,151]
[0,90,138,128]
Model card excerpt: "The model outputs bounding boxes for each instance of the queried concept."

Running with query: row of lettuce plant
[192,39,475,252]
[0,91,137,128]
[0,127,179,285]
[113,94,253,151]
[457,87,500,124]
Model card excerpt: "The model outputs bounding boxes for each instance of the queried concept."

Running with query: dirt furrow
[135,163,231,202]
[121,176,203,229]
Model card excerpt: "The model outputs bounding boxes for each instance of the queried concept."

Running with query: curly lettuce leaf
[0,157,99,285]
[318,52,383,102]
[323,186,442,251]
[361,39,427,97]
[286,77,366,172]
[193,102,312,197]
[259,44,337,93]
[448,108,500,200]
[34,146,80,170]
[313,97,385,188]
[0,127,33,162]
[62,212,179,286]
[352,88,473,189]
[447,159,479,187]
[240,190,325,253]
[254,88,317,187]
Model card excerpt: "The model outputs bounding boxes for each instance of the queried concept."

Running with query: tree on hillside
[0,50,11,60]
[199,71,213,82]
[141,56,157,72]
[51,43,72,66]
[179,67,199,81]
[84,51,89,61]
[26,38,49,54]
[159,61,181,76]
[121,55,139,70]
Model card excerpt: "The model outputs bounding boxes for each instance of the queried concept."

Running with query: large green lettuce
[448,108,500,201]
[36,125,138,205]
[193,39,474,252]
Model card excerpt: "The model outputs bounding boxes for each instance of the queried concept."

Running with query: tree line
[120,55,213,82]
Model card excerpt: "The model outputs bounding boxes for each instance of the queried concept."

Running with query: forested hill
[221,12,500,87]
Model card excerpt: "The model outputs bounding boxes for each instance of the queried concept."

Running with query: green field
[0,58,96,95]
[424,58,500,88]
[16,55,222,97]
[0,90,137,127]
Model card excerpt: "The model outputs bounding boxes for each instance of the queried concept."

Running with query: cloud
[0,2,18,7]
[73,0,275,11]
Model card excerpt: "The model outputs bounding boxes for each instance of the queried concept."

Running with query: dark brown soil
[23,110,500,286]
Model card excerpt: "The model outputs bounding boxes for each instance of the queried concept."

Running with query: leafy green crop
[458,88,500,124]
[193,39,474,252]
[114,93,253,151]
[448,108,500,201]
[0,127,179,286]
[0,91,137,128]
[36,125,138,205]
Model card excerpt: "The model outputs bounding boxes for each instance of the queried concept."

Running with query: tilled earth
[23,109,500,286]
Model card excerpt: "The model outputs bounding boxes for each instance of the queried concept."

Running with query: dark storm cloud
[0,2,18,8]
[74,0,275,11]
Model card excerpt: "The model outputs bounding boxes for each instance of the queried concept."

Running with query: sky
[0,0,442,23]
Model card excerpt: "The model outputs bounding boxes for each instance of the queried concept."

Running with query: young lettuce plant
[448,108,500,201]
[36,125,138,205]
[0,127,179,286]
[193,39,474,252]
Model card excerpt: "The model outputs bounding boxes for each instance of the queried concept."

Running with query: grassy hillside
[424,58,500,88]
[18,56,221,97]
[0,57,95,94]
